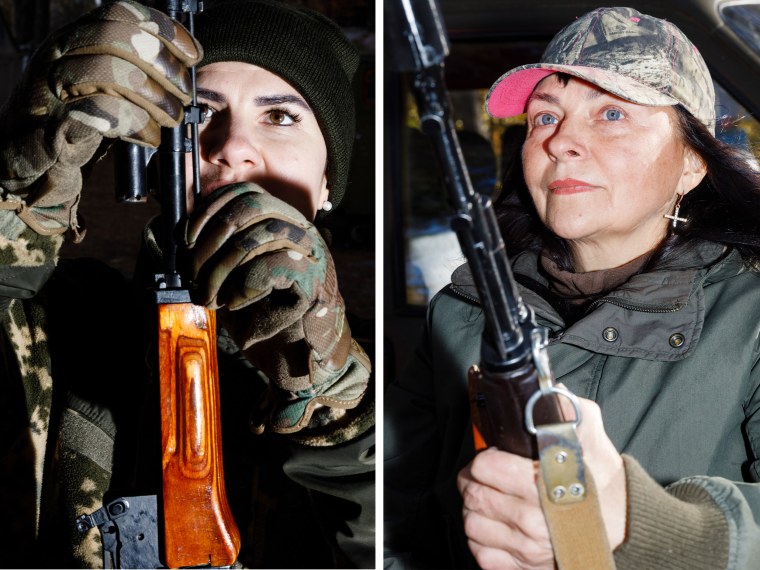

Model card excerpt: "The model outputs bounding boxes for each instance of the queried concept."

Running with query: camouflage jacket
[0,209,375,568]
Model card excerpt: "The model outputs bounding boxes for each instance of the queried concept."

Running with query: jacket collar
[450,241,743,361]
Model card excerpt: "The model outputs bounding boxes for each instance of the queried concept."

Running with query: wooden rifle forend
[150,2,243,565]
[76,3,242,568]
[154,2,240,566]
[158,301,240,568]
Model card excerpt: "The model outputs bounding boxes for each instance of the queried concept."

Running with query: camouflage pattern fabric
[39,401,115,569]
[487,6,716,133]
[0,211,62,299]
[0,0,201,236]
[0,189,372,564]
[1,298,55,553]
[0,223,116,567]
[186,182,371,435]
[1,302,115,569]
[0,217,56,564]
[1,302,113,568]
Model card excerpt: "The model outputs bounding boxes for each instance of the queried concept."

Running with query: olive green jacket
[385,240,760,570]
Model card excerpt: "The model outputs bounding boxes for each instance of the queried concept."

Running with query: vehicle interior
[384,0,760,384]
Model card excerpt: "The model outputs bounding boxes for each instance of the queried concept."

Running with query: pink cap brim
[486,64,680,118]
[487,68,556,117]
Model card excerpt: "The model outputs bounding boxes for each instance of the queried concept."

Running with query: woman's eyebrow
[526,91,560,106]
[196,90,312,111]
[255,94,312,110]
[526,87,605,107]
[197,88,225,103]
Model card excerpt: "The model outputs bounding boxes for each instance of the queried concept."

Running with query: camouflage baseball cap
[486,7,716,133]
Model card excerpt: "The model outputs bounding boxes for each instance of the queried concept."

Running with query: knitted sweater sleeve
[614,454,760,570]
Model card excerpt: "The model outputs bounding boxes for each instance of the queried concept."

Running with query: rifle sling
[535,422,616,570]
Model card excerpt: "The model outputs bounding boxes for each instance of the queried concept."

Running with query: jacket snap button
[602,327,619,342]
[669,333,685,348]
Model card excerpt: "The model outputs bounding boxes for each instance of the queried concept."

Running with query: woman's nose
[545,117,587,160]
[204,119,263,174]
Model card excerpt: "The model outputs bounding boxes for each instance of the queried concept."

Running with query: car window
[720,1,760,57]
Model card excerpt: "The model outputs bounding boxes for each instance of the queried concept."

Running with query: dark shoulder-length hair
[495,100,760,272]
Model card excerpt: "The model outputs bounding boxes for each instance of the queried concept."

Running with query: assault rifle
[385,0,564,458]
[75,2,240,567]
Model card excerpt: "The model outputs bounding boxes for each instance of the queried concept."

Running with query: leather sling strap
[535,421,616,570]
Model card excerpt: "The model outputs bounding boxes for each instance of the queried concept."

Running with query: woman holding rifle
[385,6,760,569]
[0,0,373,567]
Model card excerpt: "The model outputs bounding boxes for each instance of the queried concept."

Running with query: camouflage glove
[186,183,371,435]
[0,0,201,236]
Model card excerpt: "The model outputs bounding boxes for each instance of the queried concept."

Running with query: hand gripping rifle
[387,4,616,567]
[75,2,241,567]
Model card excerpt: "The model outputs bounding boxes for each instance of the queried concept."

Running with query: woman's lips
[548,178,596,195]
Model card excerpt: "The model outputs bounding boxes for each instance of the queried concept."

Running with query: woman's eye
[535,113,558,126]
[199,103,215,124]
[603,108,624,121]
[267,109,297,126]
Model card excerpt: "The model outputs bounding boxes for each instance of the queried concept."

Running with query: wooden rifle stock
[157,301,240,567]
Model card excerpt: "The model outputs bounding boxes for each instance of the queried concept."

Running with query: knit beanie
[195,0,359,210]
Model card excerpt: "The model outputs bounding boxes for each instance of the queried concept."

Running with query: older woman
[385,7,760,570]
